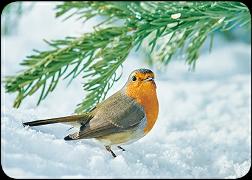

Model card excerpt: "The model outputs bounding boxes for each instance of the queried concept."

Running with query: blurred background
[1,2,251,178]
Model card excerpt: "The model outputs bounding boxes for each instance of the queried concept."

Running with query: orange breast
[125,81,159,134]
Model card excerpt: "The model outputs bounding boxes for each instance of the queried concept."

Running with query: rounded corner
[236,161,251,179]
[0,165,16,179]
[1,1,21,17]
[238,1,252,16]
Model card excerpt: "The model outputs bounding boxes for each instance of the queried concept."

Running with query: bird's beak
[144,77,154,82]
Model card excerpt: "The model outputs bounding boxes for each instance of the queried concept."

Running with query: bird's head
[124,68,157,98]
[128,68,156,86]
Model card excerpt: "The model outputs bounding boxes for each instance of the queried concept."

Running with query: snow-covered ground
[1,2,251,178]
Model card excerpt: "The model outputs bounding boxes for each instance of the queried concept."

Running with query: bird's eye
[132,75,137,81]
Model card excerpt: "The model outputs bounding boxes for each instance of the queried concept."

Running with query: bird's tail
[23,114,91,127]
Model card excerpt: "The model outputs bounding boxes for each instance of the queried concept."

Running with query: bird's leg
[105,146,117,158]
[117,146,126,151]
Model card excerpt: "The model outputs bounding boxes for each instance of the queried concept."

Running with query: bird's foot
[105,146,117,158]
[117,146,126,151]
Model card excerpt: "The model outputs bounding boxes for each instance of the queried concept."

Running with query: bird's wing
[65,91,145,140]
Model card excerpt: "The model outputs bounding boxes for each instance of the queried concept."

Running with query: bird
[23,68,159,157]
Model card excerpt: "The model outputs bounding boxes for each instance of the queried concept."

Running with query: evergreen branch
[5,26,129,108]
[4,1,250,113]
[75,34,133,113]
[56,1,250,68]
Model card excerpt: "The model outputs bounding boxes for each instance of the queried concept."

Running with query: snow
[1,2,251,178]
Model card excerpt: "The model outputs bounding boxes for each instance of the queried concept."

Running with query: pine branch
[134,2,250,68]
[4,1,250,113]
[75,34,132,113]
[56,1,250,68]
[5,26,130,109]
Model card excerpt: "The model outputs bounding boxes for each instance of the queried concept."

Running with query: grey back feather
[67,91,145,139]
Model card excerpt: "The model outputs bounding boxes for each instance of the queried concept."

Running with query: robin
[23,68,159,157]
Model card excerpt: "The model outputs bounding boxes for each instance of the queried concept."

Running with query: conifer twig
[4,1,250,113]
